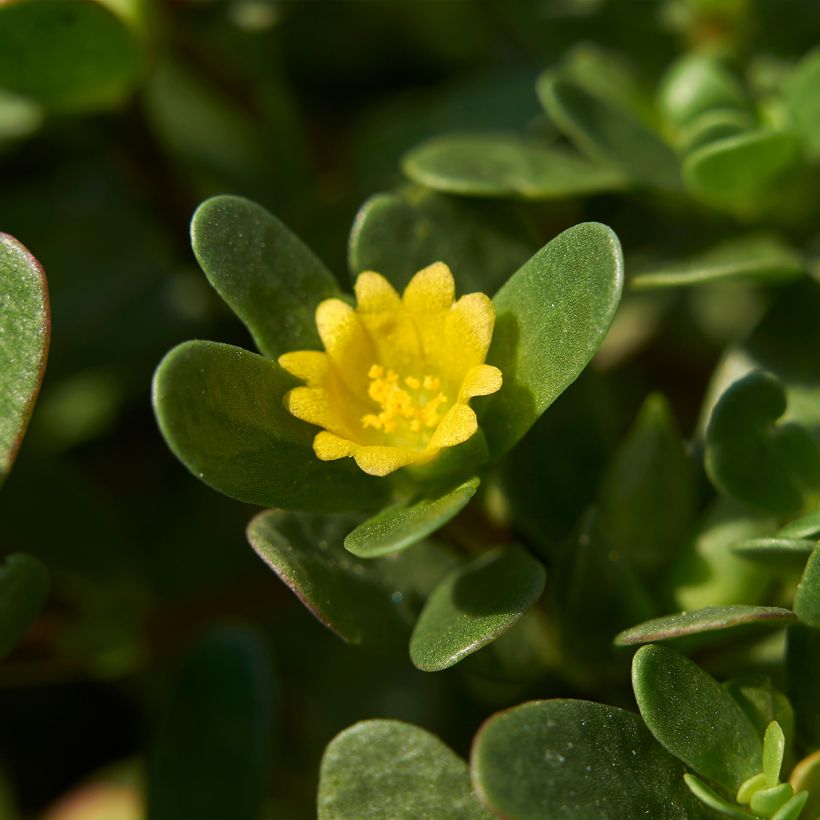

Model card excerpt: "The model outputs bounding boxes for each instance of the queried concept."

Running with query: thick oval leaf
[0,553,49,660]
[794,544,820,629]
[537,74,681,191]
[482,222,623,457]
[345,477,479,558]
[402,133,625,199]
[409,545,546,671]
[191,195,341,358]
[785,47,820,160]
[779,510,820,539]
[630,235,804,290]
[598,393,695,572]
[705,371,820,516]
[683,130,799,209]
[147,626,275,820]
[152,340,388,512]
[723,676,795,754]
[786,624,820,748]
[348,187,534,294]
[633,644,762,793]
[248,510,458,646]
[615,606,796,648]
[731,537,815,568]
[680,109,752,153]
[0,233,49,485]
[0,0,144,112]
[471,699,711,820]
[318,720,489,820]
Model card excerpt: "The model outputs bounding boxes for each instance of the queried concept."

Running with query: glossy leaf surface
[409,545,546,671]
[794,544,820,629]
[0,553,49,660]
[153,341,387,512]
[482,222,623,457]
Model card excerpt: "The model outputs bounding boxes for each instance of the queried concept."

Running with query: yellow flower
[278,262,502,477]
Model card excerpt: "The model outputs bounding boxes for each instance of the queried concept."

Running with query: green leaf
[705,371,820,516]
[790,750,820,820]
[615,606,796,648]
[348,187,534,295]
[633,644,762,793]
[679,109,752,153]
[147,626,276,820]
[472,699,711,820]
[482,222,623,457]
[409,545,546,671]
[683,130,799,210]
[794,544,820,629]
[683,774,751,820]
[318,720,490,820]
[785,47,820,161]
[731,537,815,568]
[762,721,785,787]
[537,74,681,191]
[786,624,820,748]
[402,133,626,199]
[0,553,49,661]
[152,340,388,512]
[190,195,341,358]
[0,233,49,486]
[779,509,820,539]
[598,393,695,572]
[0,0,144,112]
[247,510,458,646]
[723,676,795,756]
[345,477,479,558]
[630,234,804,291]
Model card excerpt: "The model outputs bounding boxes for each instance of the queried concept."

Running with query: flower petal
[428,403,477,449]
[316,298,375,397]
[278,350,330,386]
[402,262,455,314]
[283,387,356,437]
[459,364,503,401]
[353,445,430,477]
[313,431,359,461]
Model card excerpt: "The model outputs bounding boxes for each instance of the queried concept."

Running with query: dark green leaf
[248,510,458,646]
[152,340,388,512]
[345,477,479,558]
[482,222,623,457]
[794,544,820,629]
[472,699,712,820]
[633,644,762,793]
[147,626,276,820]
[723,676,795,756]
[318,720,489,820]
[779,510,820,539]
[630,235,804,291]
[537,74,681,191]
[190,195,341,358]
[599,393,695,572]
[0,0,144,112]
[786,624,820,748]
[348,187,534,294]
[705,371,820,516]
[0,553,49,660]
[731,537,815,568]
[683,774,750,820]
[0,233,49,486]
[402,133,625,199]
[409,545,546,671]
[785,47,820,161]
[615,606,796,648]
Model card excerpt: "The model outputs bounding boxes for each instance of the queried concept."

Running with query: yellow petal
[354,271,402,313]
[459,364,503,401]
[283,387,355,437]
[278,350,330,386]
[353,445,429,477]
[402,262,455,314]
[436,292,496,382]
[428,403,477,449]
[313,431,359,461]
[316,298,375,397]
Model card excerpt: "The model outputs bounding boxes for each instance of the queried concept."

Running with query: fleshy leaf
[683,774,751,820]
[705,370,820,516]
[615,606,796,648]
[402,133,626,199]
[786,624,820,748]
[598,393,695,572]
[482,222,623,457]
[318,720,490,820]
[152,340,388,512]
[537,74,681,191]
[633,644,762,793]
[790,750,820,819]
[785,47,820,161]
[732,537,815,568]
[472,699,711,820]
[345,477,479,558]
[0,233,49,486]
[247,510,458,646]
[630,235,804,291]
[0,553,49,661]
[794,544,820,629]
[190,195,341,358]
[0,0,144,112]
[779,510,820,539]
[724,676,795,755]
[147,626,276,820]
[348,187,534,294]
[409,545,546,671]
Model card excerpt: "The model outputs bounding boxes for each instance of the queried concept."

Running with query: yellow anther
[423,375,441,391]
[404,376,421,390]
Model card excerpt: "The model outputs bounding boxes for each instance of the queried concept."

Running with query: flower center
[361,363,449,437]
